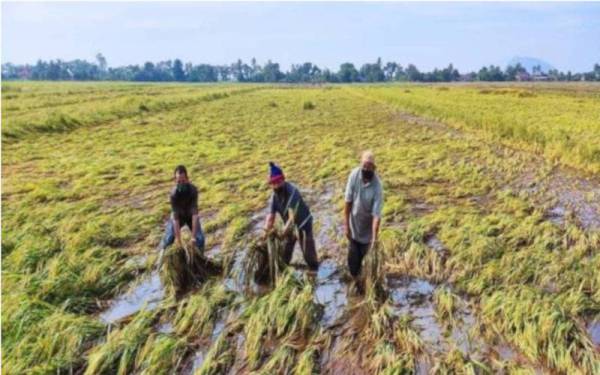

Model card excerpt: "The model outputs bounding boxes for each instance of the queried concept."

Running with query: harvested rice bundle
[362,242,387,304]
[160,243,221,297]
[243,231,286,286]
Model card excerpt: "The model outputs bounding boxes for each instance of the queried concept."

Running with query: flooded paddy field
[2,82,600,373]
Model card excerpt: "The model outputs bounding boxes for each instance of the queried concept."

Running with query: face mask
[361,169,374,181]
[176,183,191,195]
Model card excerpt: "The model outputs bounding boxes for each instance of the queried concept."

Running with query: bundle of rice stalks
[362,241,387,304]
[160,243,222,297]
[242,232,286,287]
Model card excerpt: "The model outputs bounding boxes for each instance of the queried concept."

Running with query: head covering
[361,150,375,167]
[269,162,285,184]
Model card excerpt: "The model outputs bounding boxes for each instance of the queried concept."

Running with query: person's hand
[260,228,271,241]
[283,222,293,237]
[370,238,379,250]
[344,225,351,241]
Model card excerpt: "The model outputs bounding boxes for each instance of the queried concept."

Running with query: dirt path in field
[391,111,600,232]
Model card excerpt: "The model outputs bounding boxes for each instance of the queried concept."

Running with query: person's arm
[343,171,355,240]
[191,213,199,242]
[344,202,352,240]
[371,183,384,246]
[282,208,295,236]
[371,217,381,245]
[265,213,275,231]
[264,192,277,234]
[174,219,182,246]
[170,190,183,246]
[190,188,199,243]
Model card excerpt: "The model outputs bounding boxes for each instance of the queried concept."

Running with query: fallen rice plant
[160,243,222,297]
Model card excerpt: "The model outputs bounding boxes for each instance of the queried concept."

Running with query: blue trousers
[159,217,205,251]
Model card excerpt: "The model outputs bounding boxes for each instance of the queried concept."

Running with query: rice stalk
[160,241,221,297]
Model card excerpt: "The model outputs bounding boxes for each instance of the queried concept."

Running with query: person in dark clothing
[264,162,319,270]
[159,165,205,252]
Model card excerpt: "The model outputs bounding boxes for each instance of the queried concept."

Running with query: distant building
[459,73,476,82]
[532,72,549,81]
[515,72,531,81]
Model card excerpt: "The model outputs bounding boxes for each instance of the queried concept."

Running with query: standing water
[99,271,164,324]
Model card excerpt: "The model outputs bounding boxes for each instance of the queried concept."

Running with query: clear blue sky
[2,2,599,72]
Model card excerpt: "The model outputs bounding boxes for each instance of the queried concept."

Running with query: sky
[2,2,599,72]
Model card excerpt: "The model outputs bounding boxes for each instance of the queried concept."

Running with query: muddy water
[544,171,600,230]
[99,271,164,324]
[310,186,349,328]
[183,312,229,374]
[587,319,600,348]
[386,275,526,370]
[315,260,347,328]
[388,277,444,349]
[425,234,446,254]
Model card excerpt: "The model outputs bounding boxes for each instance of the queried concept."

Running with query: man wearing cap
[264,162,319,270]
[343,151,384,279]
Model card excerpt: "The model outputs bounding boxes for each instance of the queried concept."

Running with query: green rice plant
[134,334,187,374]
[241,233,286,286]
[362,241,387,305]
[254,344,297,374]
[433,286,460,327]
[173,282,234,339]
[294,344,319,374]
[2,302,104,374]
[303,101,316,110]
[241,270,320,369]
[430,348,491,374]
[196,331,236,375]
[393,315,426,356]
[85,309,158,375]
[371,341,414,374]
[160,243,222,297]
[481,287,600,374]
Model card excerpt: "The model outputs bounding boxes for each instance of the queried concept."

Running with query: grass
[2,81,600,373]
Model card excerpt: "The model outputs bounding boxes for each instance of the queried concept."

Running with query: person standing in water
[264,162,319,270]
[343,151,384,280]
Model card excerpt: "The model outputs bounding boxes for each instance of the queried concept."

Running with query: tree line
[3,54,600,82]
